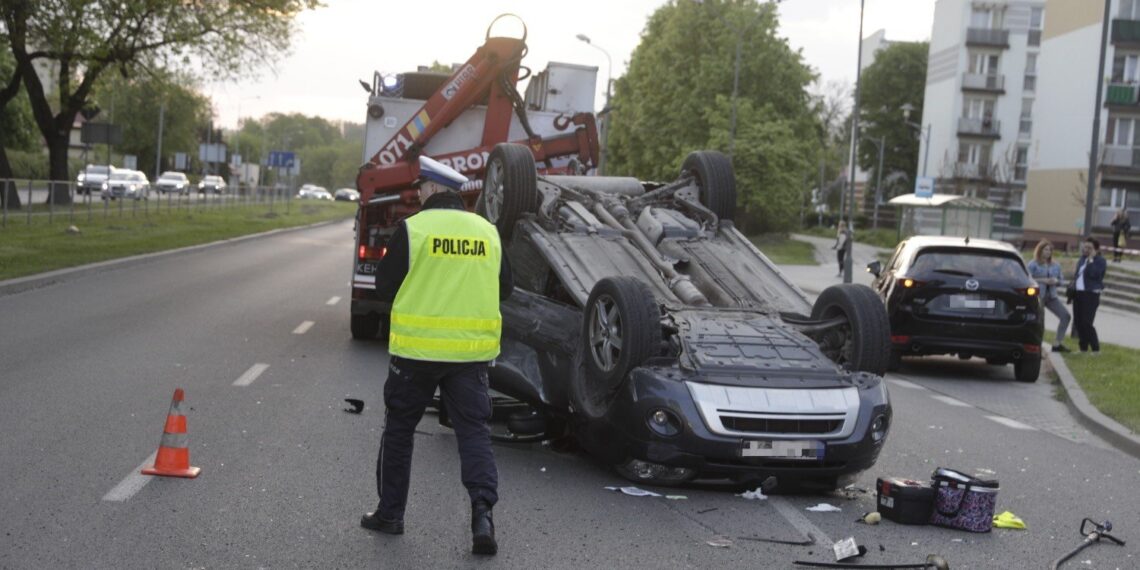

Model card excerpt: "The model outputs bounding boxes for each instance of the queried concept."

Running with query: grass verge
[750,234,818,265]
[0,201,356,281]
[1046,331,1140,433]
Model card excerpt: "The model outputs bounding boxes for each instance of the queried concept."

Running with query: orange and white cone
[142,388,201,478]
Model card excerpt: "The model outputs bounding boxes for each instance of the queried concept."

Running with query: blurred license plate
[740,440,824,460]
[950,295,995,309]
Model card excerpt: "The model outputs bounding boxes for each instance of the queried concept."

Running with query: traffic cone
[142,388,201,478]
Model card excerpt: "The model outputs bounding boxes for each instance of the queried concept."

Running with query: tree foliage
[1,0,321,204]
[233,112,361,189]
[857,41,928,198]
[607,0,819,232]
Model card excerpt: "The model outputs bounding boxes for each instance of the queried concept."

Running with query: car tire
[1014,354,1041,383]
[351,313,380,340]
[811,284,891,376]
[572,276,662,419]
[681,150,736,222]
[482,143,538,240]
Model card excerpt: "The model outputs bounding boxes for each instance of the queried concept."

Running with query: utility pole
[873,136,885,229]
[154,103,165,181]
[1084,0,1112,239]
[576,35,612,174]
[844,0,866,284]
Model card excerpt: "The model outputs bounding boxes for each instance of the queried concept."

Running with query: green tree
[607,0,819,232]
[857,41,928,200]
[1,38,37,208]
[1,0,321,205]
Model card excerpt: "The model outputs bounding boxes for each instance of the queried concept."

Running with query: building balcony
[966,27,1010,48]
[962,73,1005,93]
[1028,29,1041,47]
[952,162,992,179]
[1106,82,1140,106]
[957,117,1001,137]
[1103,145,1140,170]
[1112,19,1140,48]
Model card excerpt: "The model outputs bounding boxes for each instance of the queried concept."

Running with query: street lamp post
[843,0,867,284]
[901,103,931,178]
[576,34,612,175]
[862,135,886,229]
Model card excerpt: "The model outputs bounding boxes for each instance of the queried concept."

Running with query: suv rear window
[908,248,1028,282]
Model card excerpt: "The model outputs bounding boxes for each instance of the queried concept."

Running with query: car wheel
[810,284,891,375]
[681,150,736,222]
[350,313,380,340]
[482,143,538,240]
[1013,354,1041,383]
[572,276,662,419]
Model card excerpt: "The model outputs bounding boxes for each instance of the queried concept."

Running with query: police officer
[360,156,512,557]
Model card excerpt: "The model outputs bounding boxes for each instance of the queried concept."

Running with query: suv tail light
[1015,286,1038,297]
[358,245,387,260]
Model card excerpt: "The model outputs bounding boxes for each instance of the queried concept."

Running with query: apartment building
[1024,0,1139,244]
[919,0,1046,238]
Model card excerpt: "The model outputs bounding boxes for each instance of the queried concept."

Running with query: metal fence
[0,179,299,228]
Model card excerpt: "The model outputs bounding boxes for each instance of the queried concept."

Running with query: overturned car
[466,144,893,488]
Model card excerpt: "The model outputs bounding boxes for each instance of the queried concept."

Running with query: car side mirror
[866,260,882,278]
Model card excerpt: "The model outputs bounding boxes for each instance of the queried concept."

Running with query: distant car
[198,175,227,194]
[77,165,113,196]
[101,170,151,201]
[334,188,360,202]
[866,236,1045,382]
[297,185,332,200]
[155,171,190,194]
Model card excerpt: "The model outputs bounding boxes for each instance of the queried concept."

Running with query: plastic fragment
[706,537,732,548]
[993,511,1027,530]
[806,503,842,512]
[738,487,768,500]
[665,495,687,500]
[604,486,661,497]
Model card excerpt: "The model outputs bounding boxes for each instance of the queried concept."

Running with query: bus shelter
[889,193,998,239]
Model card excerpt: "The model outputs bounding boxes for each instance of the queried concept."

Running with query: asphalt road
[1,221,1137,569]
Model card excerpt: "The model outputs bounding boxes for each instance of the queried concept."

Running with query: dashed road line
[888,378,927,391]
[326,296,341,306]
[102,451,158,502]
[293,321,315,334]
[930,394,973,408]
[233,363,270,387]
[985,415,1037,431]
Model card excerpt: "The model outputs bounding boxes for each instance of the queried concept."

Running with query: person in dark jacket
[360,157,512,556]
[1071,238,1107,353]
[1110,209,1131,262]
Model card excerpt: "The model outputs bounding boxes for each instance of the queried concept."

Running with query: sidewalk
[785,233,1140,350]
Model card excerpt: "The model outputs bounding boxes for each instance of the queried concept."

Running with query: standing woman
[1110,209,1131,262]
[832,221,852,277]
[1028,239,1071,352]
[1072,238,1108,353]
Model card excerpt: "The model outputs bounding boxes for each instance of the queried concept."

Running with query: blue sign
[915,176,935,199]
[268,151,295,168]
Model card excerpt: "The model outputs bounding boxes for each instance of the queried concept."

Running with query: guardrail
[0,179,297,228]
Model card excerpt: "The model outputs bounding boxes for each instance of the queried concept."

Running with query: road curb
[1047,350,1140,460]
[0,217,351,298]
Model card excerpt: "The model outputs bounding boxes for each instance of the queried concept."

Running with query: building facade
[920,0,1046,239]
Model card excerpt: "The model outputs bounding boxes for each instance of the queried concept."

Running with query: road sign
[199,143,226,163]
[915,176,935,199]
[80,123,122,145]
[123,155,137,170]
[174,152,188,170]
[268,151,296,168]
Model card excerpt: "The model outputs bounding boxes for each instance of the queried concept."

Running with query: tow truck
[350,15,601,339]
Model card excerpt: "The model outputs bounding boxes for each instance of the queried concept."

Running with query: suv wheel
[811,284,891,375]
[1013,354,1041,383]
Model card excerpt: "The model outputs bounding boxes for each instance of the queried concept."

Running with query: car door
[873,241,906,299]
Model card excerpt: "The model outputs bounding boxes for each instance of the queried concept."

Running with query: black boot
[360,510,404,535]
[471,500,497,555]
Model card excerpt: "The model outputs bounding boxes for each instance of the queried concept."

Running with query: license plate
[740,439,824,460]
[949,294,995,309]
[356,261,377,274]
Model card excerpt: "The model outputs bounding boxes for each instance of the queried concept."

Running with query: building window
[969,52,1000,75]
[1014,144,1029,182]
[1023,53,1037,91]
[1019,99,1033,135]
[1028,8,1043,46]
[958,142,992,177]
[963,97,996,119]
[1112,53,1140,83]
[1108,117,1137,146]
[971,7,1002,28]
[1121,0,1140,20]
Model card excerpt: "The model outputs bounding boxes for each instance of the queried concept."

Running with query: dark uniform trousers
[376,356,499,520]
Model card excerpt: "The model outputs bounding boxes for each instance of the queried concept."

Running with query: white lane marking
[293,321,315,335]
[326,296,341,306]
[233,363,270,387]
[771,497,833,547]
[102,451,158,502]
[930,394,973,408]
[889,379,928,391]
[985,415,1038,431]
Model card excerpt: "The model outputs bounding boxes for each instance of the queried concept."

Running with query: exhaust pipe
[1012,350,1022,359]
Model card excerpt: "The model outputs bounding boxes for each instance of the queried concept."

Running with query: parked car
[866,236,1044,382]
[101,170,151,200]
[198,175,227,194]
[297,185,332,200]
[77,165,113,196]
[155,171,190,194]
[334,188,360,202]
[399,145,893,489]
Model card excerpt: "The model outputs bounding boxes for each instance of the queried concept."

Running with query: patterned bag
[927,467,999,533]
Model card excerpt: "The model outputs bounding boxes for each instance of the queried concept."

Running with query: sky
[210,0,937,129]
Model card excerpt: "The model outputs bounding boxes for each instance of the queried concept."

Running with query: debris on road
[806,503,843,512]
[793,554,950,569]
[697,507,718,515]
[605,486,661,497]
[738,534,816,546]
[343,398,364,414]
[832,537,866,561]
[738,487,768,500]
[857,512,882,525]
[1050,518,1125,569]
[993,511,1026,530]
[665,495,688,500]
[706,536,733,548]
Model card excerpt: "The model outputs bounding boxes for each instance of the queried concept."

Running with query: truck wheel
[351,313,380,340]
[573,277,662,419]
[681,151,736,222]
[811,284,891,376]
[1014,354,1041,383]
[482,143,538,240]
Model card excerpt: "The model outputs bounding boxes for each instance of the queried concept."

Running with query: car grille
[720,415,843,434]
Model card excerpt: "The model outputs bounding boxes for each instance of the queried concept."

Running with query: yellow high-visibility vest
[389,209,502,362]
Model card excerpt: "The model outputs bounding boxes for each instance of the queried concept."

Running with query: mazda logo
[965,279,980,291]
